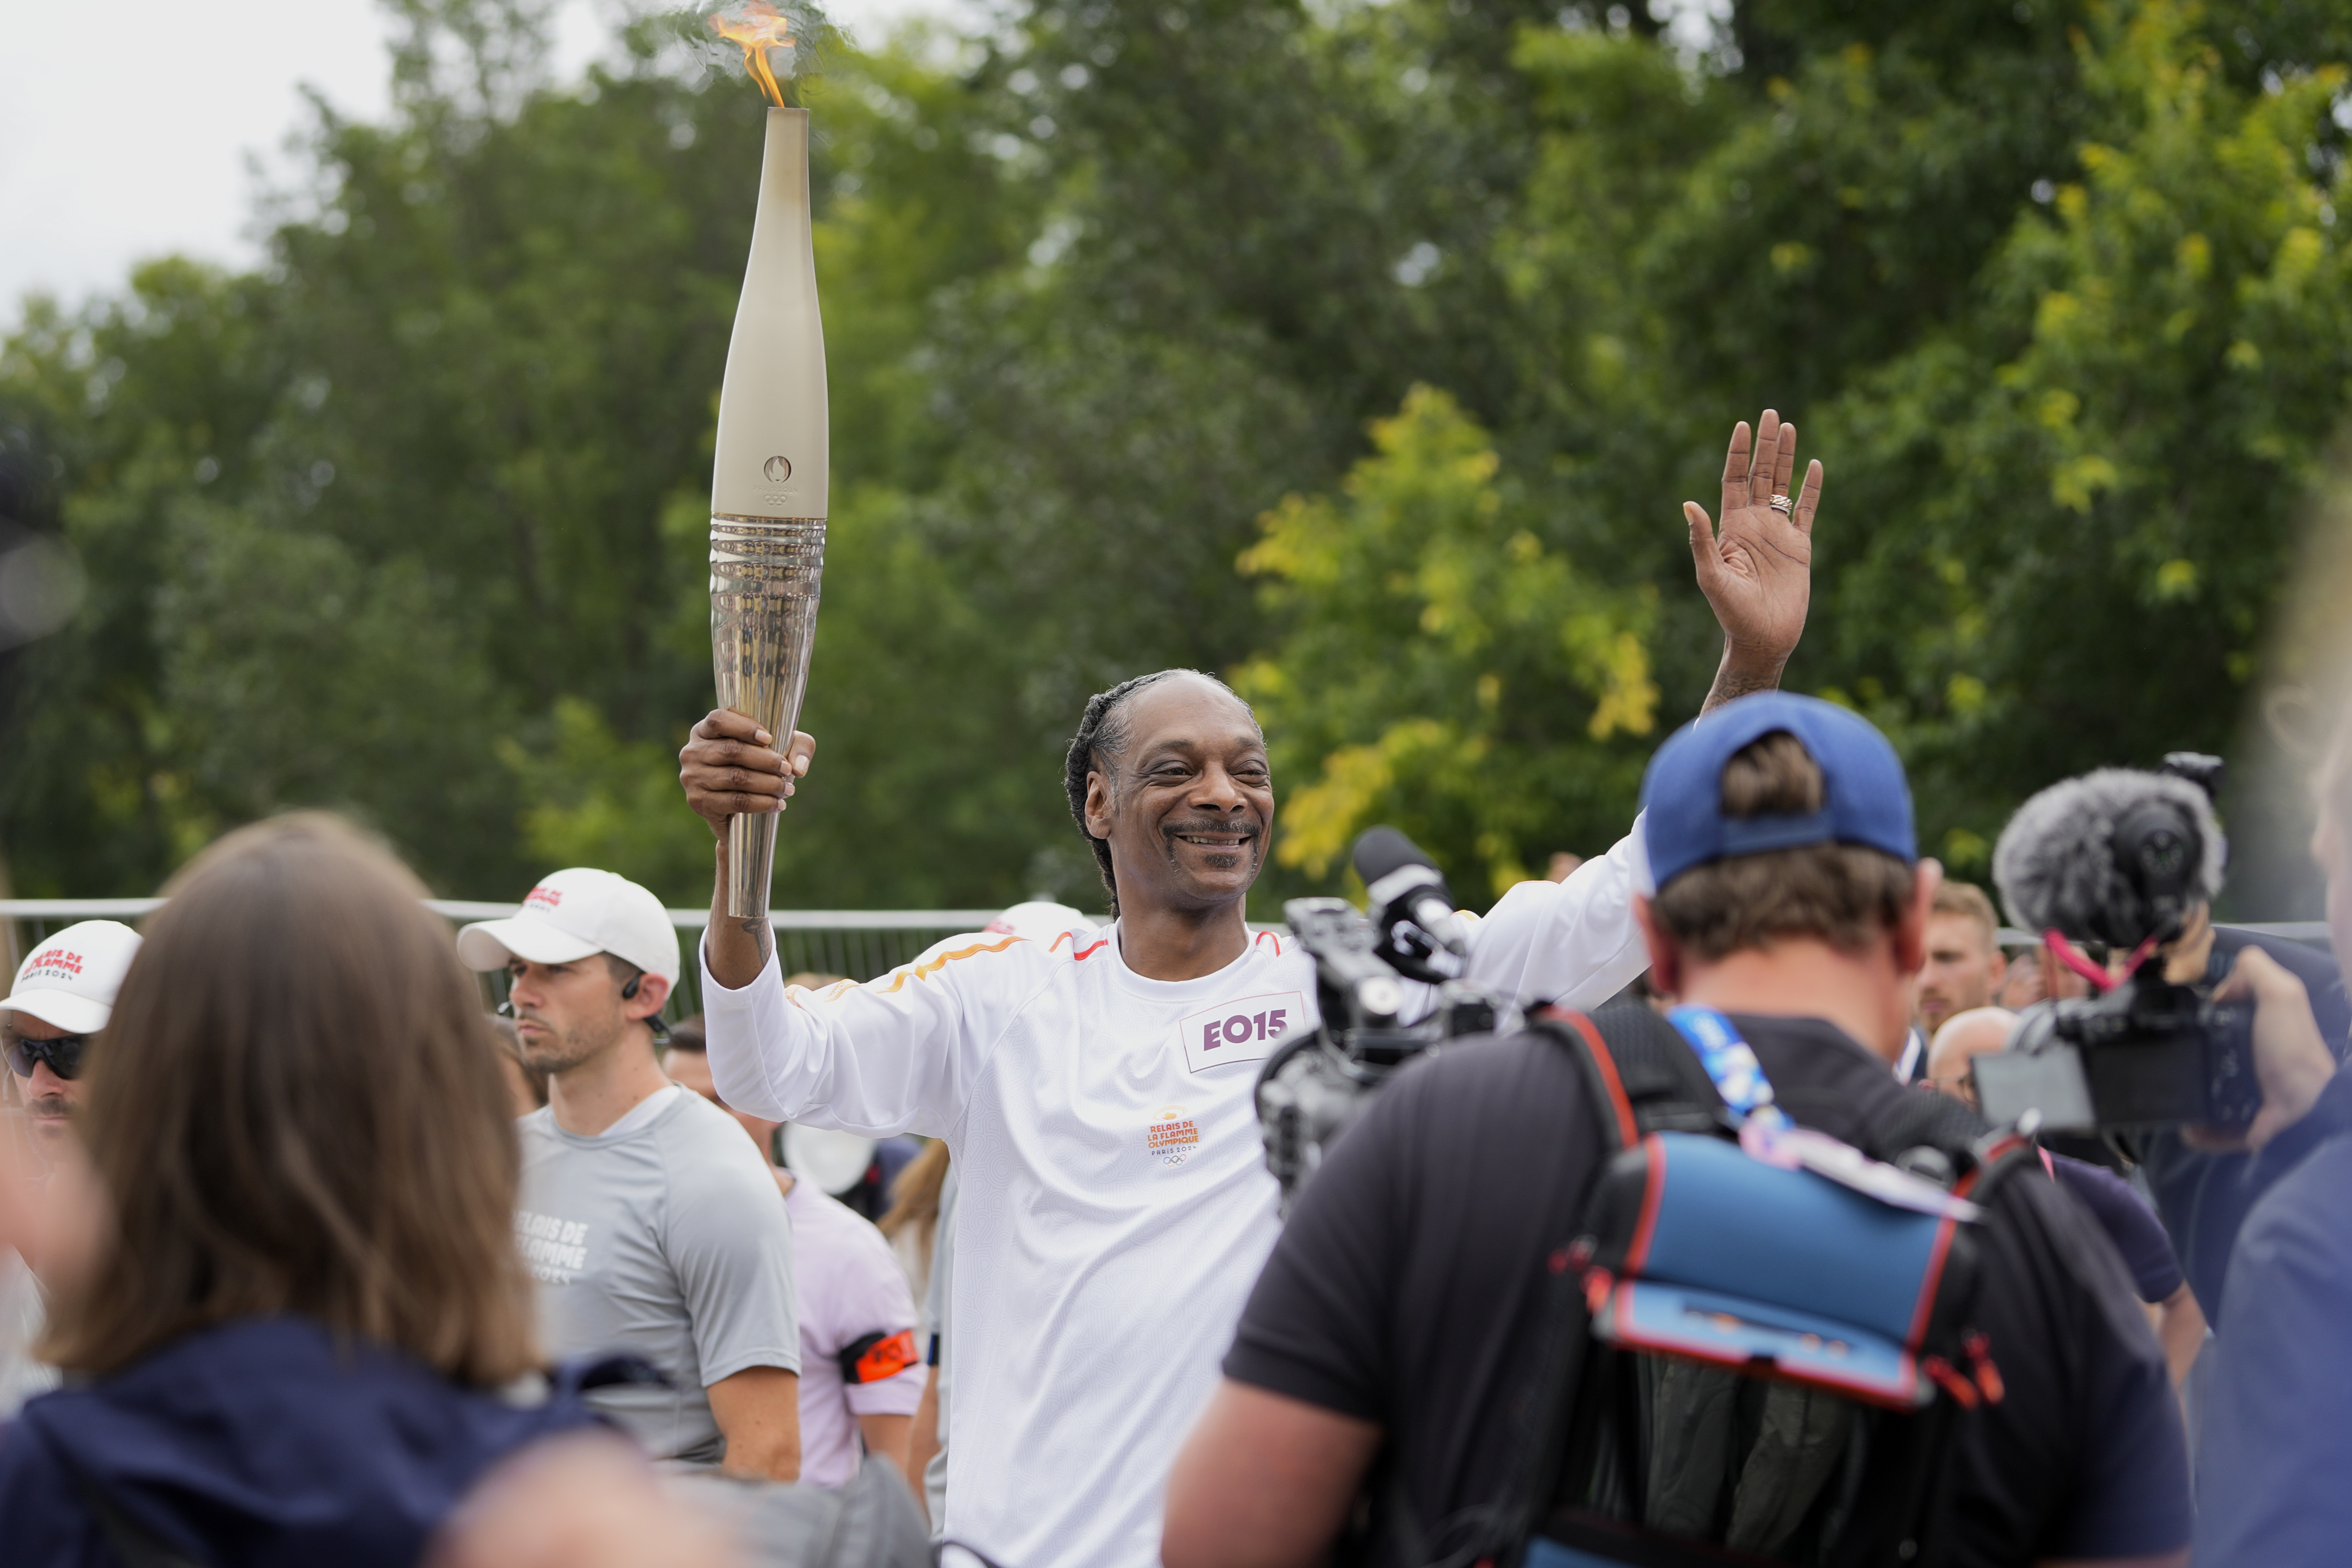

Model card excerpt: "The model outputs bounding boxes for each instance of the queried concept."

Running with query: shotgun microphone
[1353,827,1471,982]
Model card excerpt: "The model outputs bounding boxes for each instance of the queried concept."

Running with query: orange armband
[837,1328,919,1385]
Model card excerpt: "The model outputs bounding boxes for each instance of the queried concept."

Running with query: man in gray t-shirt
[516,1086,799,1463]
[461,866,801,1476]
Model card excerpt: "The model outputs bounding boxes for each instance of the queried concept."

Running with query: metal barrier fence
[2,901,2331,1024]
[0,899,1027,1024]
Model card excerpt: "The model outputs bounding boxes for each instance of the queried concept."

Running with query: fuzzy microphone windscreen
[1992,768,2226,947]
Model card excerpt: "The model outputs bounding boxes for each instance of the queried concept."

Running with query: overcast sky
[0,0,956,325]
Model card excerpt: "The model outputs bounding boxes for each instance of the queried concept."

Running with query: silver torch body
[711,106,828,919]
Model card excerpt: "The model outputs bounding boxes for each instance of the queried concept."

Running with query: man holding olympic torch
[678,412,1823,1567]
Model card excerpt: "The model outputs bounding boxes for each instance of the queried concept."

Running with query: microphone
[1991,768,2225,951]
[1353,827,1472,972]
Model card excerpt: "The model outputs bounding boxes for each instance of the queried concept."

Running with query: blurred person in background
[431,1434,741,1568]
[1992,782,2350,1324]
[1927,1007,2205,1386]
[2190,705,2352,1565]
[0,816,609,1565]
[1995,943,2050,1009]
[490,1013,551,1117]
[878,1140,949,1305]
[1546,852,1583,882]
[909,1158,957,1535]
[0,920,140,1419]
[459,869,802,1481]
[1914,881,2007,1043]
[1,921,141,1161]
[667,1017,926,1486]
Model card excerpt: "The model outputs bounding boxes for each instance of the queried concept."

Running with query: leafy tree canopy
[4,0,2349,922]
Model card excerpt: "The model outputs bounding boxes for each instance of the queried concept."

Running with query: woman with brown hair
[0,814,604,1566]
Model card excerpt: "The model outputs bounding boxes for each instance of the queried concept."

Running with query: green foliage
[503,696,714,901]
[6,0,2352,918]
[1813,2,2352,879]
[1238,387,1655,899]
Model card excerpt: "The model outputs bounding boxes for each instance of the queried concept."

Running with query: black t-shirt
[2046,1153,2184,1303]
[1223,1013,2193,1566]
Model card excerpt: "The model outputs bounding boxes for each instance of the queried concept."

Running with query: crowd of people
[1,409,2348,1566]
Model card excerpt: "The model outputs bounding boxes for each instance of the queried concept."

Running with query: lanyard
[1666,1004,1983,1221]
[1665,1005,1793,1135]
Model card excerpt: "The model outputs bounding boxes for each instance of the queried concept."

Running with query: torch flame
[710,2,797,108]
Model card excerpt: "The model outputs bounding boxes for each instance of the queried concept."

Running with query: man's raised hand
[678,710,816,841]
[1687,409,1821,714]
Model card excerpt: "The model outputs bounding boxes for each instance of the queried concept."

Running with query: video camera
[1973,762,2260,1133]
[1255,829,1521,1213]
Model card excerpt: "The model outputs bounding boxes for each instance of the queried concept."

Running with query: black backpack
[1376,1003,2035,1568]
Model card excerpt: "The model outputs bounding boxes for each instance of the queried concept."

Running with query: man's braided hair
[1063,669,1259,915]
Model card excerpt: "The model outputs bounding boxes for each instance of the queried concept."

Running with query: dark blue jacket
[2138,926,2350,1321]
[2194,1065,2352,1564]
[0,1314,600,1567]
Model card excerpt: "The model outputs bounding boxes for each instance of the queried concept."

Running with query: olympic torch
[709,14,827,920]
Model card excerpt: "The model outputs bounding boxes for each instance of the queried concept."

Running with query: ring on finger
[1768,494,1795,516]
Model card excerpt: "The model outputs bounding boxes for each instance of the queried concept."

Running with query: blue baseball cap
[1638,693,1915,892]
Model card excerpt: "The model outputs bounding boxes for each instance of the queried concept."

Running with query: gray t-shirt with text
[517,1088,800,1464]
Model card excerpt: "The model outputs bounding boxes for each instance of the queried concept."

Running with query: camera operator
[1989,770,2351,1324]
[1163,695,2188,1568]
[2185,712,2352,1565]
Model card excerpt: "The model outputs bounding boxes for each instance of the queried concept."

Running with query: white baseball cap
[455,868,681,986]
[1,920,144,1035]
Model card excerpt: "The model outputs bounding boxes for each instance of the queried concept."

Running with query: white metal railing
[0,899,1047,1015]
[0,898,1013,932]
[3,901,2330,1013]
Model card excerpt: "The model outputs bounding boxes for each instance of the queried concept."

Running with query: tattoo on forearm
[741,918,774,967]
[1701,657,1784,717]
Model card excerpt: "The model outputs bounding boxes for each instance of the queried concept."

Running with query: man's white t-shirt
[702,835,1648,1567]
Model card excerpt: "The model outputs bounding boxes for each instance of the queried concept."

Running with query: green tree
[9,0,2352,924]
[1812,2,2352,880]
[1237,386,1657,902]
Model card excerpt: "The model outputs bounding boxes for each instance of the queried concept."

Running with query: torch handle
[711,514,827,919]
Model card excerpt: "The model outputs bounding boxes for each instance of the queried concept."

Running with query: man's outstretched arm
[680,709,815,990]
[1684,408,1822,716]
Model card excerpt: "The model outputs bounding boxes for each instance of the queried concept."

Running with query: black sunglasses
[5,1032,90,1081]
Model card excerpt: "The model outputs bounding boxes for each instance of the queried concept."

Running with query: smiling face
[1084,675,1273,919]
